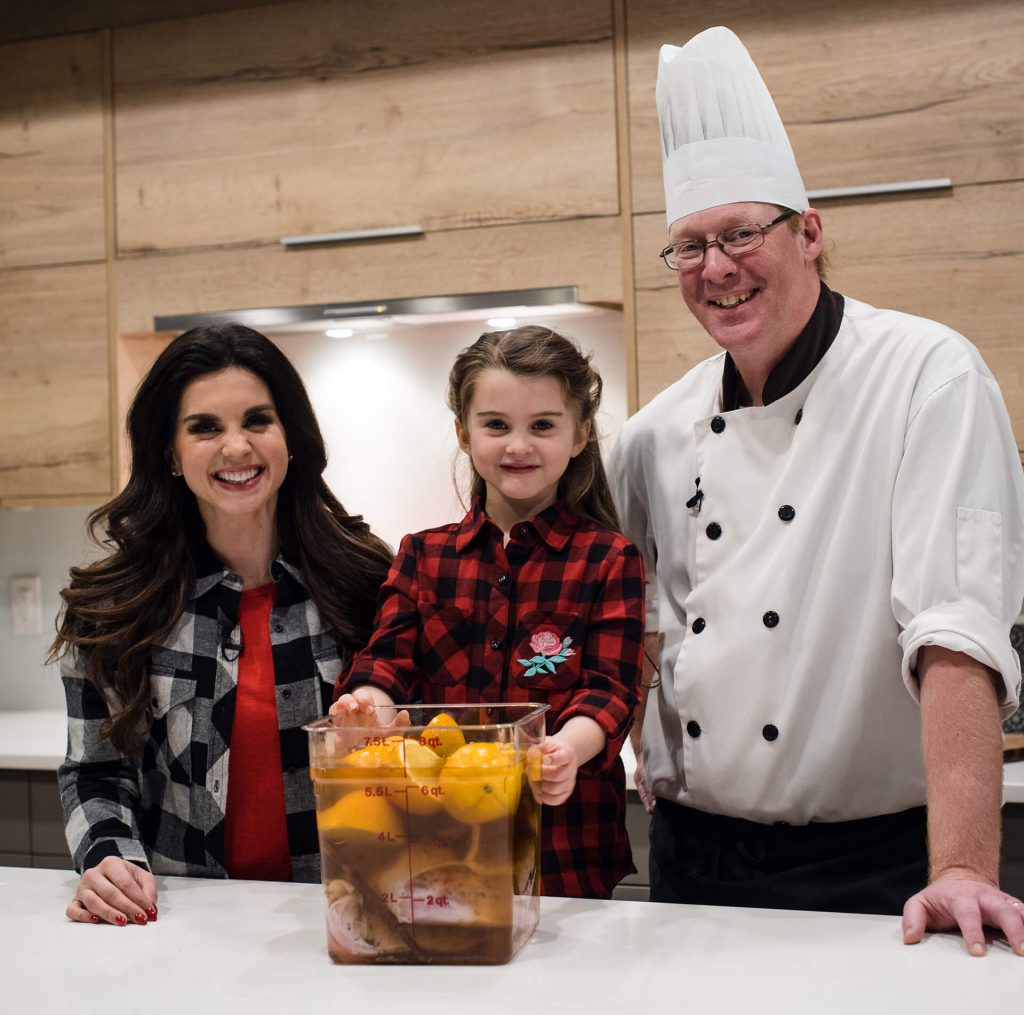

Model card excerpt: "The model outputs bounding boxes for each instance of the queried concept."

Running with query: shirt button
[706,522,722,540]
[518,526,529,537]
[794,408,803,425]
[213,780,220,793]
[762,724,779,742]
[763,611,780,628]
[778,505,796,522]
[686,720,702,739]
[691,617,706,634]
[710,415,726,434]
[282,688,292,700]
[497,574,507,585]
[490,639,502,650]
[274,622,284,633]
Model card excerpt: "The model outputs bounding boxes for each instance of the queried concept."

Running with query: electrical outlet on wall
[10,575,44,636]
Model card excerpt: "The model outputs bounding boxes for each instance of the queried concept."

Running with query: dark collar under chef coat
[721,282,845,411]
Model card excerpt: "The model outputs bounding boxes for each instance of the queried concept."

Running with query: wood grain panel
[0,1,287,43]
[627,0,1024,216]
[0,33,106,269]
[633,181,1024,445]
[113,0,618,253]
[0,264,111,499]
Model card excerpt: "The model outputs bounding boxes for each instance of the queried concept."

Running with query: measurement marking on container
[412,895,451,908]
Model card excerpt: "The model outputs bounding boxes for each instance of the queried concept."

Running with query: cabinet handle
[280,225,424,247]
[807,178,951,201]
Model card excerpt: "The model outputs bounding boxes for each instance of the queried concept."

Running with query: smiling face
[670,202,823,366]
[455,368,589,531]
[170,366,289,532]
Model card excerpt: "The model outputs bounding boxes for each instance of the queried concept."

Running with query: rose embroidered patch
[518,630,575,677]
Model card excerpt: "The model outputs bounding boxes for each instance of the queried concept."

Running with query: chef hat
[657,26,808,226]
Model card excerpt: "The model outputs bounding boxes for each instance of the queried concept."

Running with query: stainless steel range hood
[153,286,581,334]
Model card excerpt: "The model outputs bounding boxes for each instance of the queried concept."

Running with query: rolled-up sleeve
[892,367,1024,714]
[57,650,150,872]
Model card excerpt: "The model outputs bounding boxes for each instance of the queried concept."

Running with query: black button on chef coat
[691,617,706,634]
[686,720,702,739]
[706,522,722,540]
[763,611,780,628]
[710,415,726,434]
[762,724,779,742]
[778,505,796,522]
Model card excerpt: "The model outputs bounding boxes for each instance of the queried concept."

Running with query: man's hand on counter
[67,856,158,927]
[902,874,1024,956]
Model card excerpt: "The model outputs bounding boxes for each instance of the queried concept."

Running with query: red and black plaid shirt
[338,500,645,898]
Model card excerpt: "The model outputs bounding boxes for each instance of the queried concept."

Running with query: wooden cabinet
[0,263,111,502]
[626,0,1024,215]
[0,32,106,270]
[112,0,619,254]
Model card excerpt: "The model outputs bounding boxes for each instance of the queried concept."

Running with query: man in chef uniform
[610,26,1024,955]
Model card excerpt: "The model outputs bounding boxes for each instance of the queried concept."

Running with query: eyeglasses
[659,210,798,270]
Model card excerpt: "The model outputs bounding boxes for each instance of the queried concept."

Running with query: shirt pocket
[512,610,584,693]
[955,506,1002,619]
[417,602,474,688]
[148,664,197,783]
[314,645,346,714]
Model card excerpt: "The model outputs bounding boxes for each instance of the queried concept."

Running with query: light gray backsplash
[0,505,98,710]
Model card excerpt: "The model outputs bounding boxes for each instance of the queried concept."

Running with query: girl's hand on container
[538,737,580,806]
[66,855,158,927]
[329,686,409,729]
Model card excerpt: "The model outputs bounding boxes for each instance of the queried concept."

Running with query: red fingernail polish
[90,915,101,924]
[134,912,147,925]
[146,906,158,921]
[115,915,127,926]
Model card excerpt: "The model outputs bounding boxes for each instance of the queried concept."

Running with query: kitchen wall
[0,506,99,710]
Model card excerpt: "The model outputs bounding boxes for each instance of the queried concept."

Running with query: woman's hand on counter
[67,856,158,927]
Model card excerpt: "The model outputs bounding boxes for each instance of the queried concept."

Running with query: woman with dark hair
[51,322,392,926]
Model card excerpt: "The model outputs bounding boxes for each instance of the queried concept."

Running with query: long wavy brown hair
[446,325,621,531]
[50,323,393,754]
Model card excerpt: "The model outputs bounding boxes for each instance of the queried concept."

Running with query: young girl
[332,325,644,899]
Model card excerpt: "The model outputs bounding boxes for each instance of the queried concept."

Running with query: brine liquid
[314,772,540,965]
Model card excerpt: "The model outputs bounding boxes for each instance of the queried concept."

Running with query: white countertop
[1,708,1020,803]
[2,867,1019,1013]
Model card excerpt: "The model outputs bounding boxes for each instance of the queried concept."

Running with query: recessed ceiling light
[325,328,354,339]
[486,317,517,329]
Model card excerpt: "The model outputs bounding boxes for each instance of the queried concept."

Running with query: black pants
[649,799,928,916]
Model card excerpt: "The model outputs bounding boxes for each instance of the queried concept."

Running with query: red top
[338,500,645,899]
[224,582,292,881]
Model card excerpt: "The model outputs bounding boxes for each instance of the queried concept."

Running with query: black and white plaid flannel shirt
[58,551,343,883]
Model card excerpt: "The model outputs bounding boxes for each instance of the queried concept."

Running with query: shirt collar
[454,499,581,553]
[190,538,301,600]
[721,281,845,411]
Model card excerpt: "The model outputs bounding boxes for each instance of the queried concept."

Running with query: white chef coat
[611,296,1024,824]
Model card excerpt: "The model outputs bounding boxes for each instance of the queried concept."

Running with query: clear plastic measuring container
[305,703,548,964]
